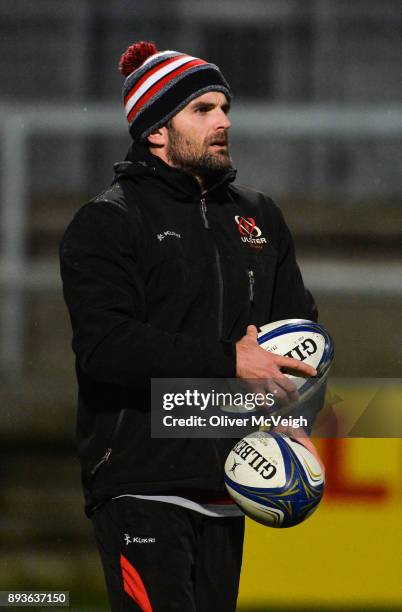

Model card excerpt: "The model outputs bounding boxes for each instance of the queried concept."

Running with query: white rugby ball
[225,431,325,527]
[257,319,334,400]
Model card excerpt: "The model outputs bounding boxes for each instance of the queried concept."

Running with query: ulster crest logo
[235,216,267,249]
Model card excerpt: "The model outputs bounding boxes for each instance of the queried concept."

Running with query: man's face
[165,91,232,178]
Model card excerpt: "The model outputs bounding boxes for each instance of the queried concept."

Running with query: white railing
[1,103,402,373]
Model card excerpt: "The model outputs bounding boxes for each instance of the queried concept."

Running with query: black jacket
[59,143,317,515]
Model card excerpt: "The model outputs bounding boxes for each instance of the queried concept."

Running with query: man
[60,42,318,611]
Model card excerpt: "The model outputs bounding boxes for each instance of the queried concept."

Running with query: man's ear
[147,126,169,148]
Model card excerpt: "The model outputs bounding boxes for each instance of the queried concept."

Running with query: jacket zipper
[200,196,209,228]
[90,409,126,477]
[200,196,223,338]
[248,269,255,303]
[90,447,112,476]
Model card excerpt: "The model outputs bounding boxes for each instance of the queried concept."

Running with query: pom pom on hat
[118,41,158,77]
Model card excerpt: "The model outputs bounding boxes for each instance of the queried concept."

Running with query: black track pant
[92,497,245,612]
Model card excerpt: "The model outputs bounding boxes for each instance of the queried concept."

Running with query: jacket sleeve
[59,201,236,387]
[270,206,318,323]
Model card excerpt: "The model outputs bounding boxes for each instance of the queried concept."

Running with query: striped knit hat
[119,41,232,142]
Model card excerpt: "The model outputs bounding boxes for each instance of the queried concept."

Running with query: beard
[166,124,232,180]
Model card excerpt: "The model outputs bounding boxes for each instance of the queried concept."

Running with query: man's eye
[196,107,209,113]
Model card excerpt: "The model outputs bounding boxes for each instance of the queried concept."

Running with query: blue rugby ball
[225,431,325,527]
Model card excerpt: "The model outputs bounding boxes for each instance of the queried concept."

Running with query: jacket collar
[113,141,237,200]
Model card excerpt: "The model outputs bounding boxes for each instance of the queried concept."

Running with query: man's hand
[235,325,317,404]
[273,425,325,474]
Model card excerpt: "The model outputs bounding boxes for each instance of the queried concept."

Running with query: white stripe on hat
[141,50,177,67]
[125,55,197,117]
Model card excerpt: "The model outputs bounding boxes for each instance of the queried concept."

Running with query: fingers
[274,354,317,377]
[289,433,326,474]
[246,325,258,341]
[267,377,299,407]
[267,380,290,406]
[274,375,299,403]
[244,378,271,402]
[273,427,326,473]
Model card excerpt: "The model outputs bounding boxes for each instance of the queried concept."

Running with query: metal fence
[1,103,402,373]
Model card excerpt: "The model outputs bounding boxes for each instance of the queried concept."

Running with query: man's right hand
[235,325,317,404]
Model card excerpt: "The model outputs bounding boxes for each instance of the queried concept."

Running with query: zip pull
[200,197,209,228]
[90,447,112,477]
[248,269,255,302]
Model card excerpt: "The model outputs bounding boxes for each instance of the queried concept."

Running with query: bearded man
[60,41,317,611]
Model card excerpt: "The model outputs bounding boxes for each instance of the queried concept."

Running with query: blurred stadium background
[0,1,401,610]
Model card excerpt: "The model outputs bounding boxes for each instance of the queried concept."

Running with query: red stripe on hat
[127,58,207,123]
[124,54,187,106]
[120,554,153,612]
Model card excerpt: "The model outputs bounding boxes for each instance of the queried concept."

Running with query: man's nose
[217,109,231,130]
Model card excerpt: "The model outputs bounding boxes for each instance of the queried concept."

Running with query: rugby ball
[224,431,324,527]
[257,319,334,400]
